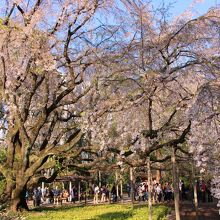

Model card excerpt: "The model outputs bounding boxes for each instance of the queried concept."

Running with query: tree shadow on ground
[133,204,146,209]
[90,211,133,220]
[29,204,86,212]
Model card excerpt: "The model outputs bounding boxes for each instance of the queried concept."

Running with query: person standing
[126,184,131,198]
[93,185,100,204]
[207,180,213,202]
[196,180,202,203]
[53,186,61,205]
[137,185,143,202]
[180,180,187,201]
[156,183,162,203]
[201,180,206,203]
[111,185,117,203]
[101,185,107,202]
[33,187,42,207]
[165,182,172,201]
[106,185,110,202]
[70,186,76,203]
[48,188,54,204]
[33,188,37,207]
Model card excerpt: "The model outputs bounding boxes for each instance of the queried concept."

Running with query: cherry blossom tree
[0,0,219,214]
[0,0,115,211]
[189,80,220,206]
[83,2,220,219]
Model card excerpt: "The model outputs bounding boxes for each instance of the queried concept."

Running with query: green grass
[25,204,171,220]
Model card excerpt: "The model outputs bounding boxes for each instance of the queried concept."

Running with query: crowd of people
[195,179,213,203]
[127,179,214,204]
[29,178,214,207]
[32,186,72,207]
[93,184,119,204]
[127,181,173,203]
[31,184,114,207]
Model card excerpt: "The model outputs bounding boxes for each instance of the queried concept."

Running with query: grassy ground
[25,204,171,220]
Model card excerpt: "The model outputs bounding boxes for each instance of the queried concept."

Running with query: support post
[98,171,101,187]
[120,178,123,202]
[69,181,72,202]
[192,162,199,220]
[85,181,87,204]
[78,181,81,203]
[41,182,45,199]
[148,157,153,220]
[172,146,180,220]
[130,166,134,208]
[116,170,119,198]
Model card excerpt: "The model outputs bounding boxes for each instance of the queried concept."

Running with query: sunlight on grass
[25,204,170,220]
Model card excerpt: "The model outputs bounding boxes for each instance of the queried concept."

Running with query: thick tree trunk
[6,180,13,196]
[156,170,161,183]
[11,198,21,212]
[0,178,14,210]
[2,178,13,198]
[10,184,29,212]
[172,147,180,220]
[0,191,10,210]
[147,158,153,220]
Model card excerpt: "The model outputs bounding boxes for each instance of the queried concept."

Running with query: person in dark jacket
[111,185,117,202]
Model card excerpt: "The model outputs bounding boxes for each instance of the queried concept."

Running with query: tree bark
[120,178,123,202]
[98,171,101,187]
[10,184,29,211]
[192,162,199,220]
[78,181,81,203]
[115,170,119,199]
[6,179,13,197]
[69,181,72,202]
[172,147,180,220]
[156,150,162,183]
[85,181,87,204]
[130,166,134,208]
[147,157,153,220]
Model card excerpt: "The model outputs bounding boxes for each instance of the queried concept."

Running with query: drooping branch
[26,130,83,179]
[3,3,16,25]
[147,121,191,154]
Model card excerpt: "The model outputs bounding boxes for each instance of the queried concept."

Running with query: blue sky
[152,0,219,17]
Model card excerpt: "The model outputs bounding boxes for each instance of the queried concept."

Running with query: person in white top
[156,183,162,203]
[93,185,100,204]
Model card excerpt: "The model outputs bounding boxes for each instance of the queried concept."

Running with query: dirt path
[168,203,219,220]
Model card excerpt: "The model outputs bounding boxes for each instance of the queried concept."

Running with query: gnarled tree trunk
[10,183,29,212]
